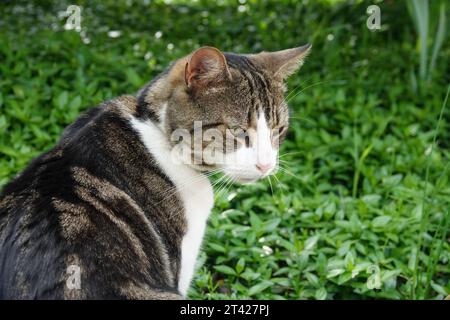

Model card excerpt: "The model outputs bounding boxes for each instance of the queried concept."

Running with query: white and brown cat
[0,44,311,299]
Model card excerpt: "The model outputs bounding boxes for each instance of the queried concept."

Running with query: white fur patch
[157,102,168,131]
[222,111,277,182]
[129,116,214,297]
[255,111,277,166]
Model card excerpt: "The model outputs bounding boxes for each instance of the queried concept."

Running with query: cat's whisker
[155,178,202,204]
[288,115,315,125]
[285,79,332,103]
[211,176,223,187]
[220,176,236,198]
[211,174,227,191]
[212,173,228,190]
[277,166,303,182]
[277,160,293,169]
[278,151,303,159]
[155,169,222,205]
[223,176,236,193]
[272,173,285,198]
[161,171,227,229]
[267,175,275,199]
[284,76,316,101]
[285,79,334,104]
[214,175,233,199]
[222,176,235,194]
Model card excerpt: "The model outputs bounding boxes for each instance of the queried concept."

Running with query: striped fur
[0,45,310,299]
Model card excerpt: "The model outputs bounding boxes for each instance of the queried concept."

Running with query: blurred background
[0,0,449,299]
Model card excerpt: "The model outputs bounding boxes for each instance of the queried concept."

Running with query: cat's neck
[135,80,168,128]
[135,58,187,128]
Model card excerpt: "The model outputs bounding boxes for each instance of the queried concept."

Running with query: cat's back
[0,95,181,299]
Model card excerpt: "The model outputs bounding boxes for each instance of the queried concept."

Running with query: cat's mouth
[231,176,259,184]
[221,171,267,184]
[220,165,277,185]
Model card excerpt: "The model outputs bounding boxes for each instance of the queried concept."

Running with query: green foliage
[0,0,449,300]
[407,0,448,91]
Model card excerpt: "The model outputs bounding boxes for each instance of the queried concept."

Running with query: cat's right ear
[252,44,312,80]
[185,47,232,90]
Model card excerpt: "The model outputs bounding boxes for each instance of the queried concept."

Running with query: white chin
[229,175,261,184]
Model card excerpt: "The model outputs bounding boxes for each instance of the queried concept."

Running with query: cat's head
[139,45,311,183]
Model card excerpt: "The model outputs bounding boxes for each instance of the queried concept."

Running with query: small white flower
[107,30,122,38]
[262,245,273,256]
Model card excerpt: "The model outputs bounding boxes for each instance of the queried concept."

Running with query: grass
[411,85,449,299]
[0,0,449,299]
[407,0,447,88]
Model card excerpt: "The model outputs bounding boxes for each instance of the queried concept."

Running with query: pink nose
[256,163,272,175]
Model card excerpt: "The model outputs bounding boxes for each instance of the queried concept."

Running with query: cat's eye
[230,125,244,131]
[228,125,249,146]
[272,126,286,137]
[228,125,246,136]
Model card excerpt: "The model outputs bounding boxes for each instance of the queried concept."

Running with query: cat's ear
[185,46,231,89]
[253,44,312,80]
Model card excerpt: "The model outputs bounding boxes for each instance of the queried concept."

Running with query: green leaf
[240,270,261,281]
[305,272,320,288]
[214,265,236,276]
[327,268,345,278]
[428,2,446,82]
[279,239,296,252]
[125,68,143,87]
[55,91,69,109]
[262,218,281,232]
[248,281,272,296]
[0,145,20,157]
[69,95,82,110]
[337,272,353,285]
[304,235,319,251]
[315,288,327,300]
[372,215,392,228]
[249,212,262,231]
[430,281,448,296]
[383,174,403,187]
[235,258,245,274]
[208,242,226,253]
[362,194,381,206]
[344,251,355,270]
[12,85,24,99]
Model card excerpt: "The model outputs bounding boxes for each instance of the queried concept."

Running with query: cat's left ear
[185,46,232,90]
[252,44,312,80]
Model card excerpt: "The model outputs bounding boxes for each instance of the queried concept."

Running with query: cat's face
[163,45,311,183]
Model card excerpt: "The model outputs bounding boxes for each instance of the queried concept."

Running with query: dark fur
[0,96,184,299]
[0,45,309,299]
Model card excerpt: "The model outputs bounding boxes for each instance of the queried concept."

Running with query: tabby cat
[0,44,311,299]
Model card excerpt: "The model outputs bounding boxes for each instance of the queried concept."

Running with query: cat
[0,44,311,299]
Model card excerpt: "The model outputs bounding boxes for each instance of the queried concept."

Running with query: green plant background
[0,0,449,299]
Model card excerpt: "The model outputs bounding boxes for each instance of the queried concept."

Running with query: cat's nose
[256,163,273,175]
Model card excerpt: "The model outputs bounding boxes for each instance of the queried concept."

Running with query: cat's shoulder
[62,95,137,134]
